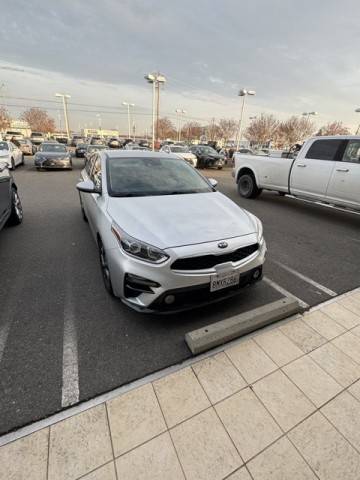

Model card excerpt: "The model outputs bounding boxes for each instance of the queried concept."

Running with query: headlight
[111,223,169,264]
[256,218,263,243]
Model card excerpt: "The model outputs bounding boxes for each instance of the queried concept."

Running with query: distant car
[89,136,104,146]
[0,141,24,169]
[160,144,197,167]
[70,135,84,147]
[56,136,69,145]
[30,132,45,145]
[16,139,36,155]
[85,144,107,159]
[124,143,151,151]
[4,130,24,141]
[107,138,122,149]
[189,145,225,169]
[0,162,23,231]
[34,142,72,170]
[75,143,88,158]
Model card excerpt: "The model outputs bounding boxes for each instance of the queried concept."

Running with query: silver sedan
[76,150,266,313]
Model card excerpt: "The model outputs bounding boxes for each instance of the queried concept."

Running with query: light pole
[122,102,135,139]
[55,93,71,140]
[144,72,166,150]
[355,108,360,135]
[175,109,186,141]
[96,113,102,134]
[236,89,256,151]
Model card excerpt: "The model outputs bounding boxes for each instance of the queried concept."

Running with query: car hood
[107,191,257,249]
[0,151,10,157]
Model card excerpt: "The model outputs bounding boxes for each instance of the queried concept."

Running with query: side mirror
[208,178,218,189]
[76,180,100,194]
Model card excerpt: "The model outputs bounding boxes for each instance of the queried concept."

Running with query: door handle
[296,164,307,168]
[336,168,349,172]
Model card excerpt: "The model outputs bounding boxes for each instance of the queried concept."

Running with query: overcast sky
[0,0,359,134]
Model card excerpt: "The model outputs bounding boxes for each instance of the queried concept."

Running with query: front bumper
[35,158,72,169]
[107,235,266,313]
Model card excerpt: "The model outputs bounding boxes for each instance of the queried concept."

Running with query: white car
[0,141,24,169]
[76,151,266,313]
[160,144,198,167]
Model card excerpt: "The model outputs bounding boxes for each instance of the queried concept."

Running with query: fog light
[164,295,175,305]
[253,269,261,279]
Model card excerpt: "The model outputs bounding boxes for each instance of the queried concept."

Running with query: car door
[290,139,343,200]
[325,139,360,209]
[10,142,21,166]
[0,165,11,228]
[86,155,106,237]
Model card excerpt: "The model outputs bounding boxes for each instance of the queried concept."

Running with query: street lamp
[96,113,102,132]
[144,72,166,150]
[236,89,256,151]
[175,108,186,141]
[122,102,135,139]
[55,93,71,140]
[355,108,360,135]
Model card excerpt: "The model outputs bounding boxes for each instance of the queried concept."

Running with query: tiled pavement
[2,291,360,479]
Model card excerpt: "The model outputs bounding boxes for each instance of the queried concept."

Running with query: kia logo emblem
[218,241,228,249]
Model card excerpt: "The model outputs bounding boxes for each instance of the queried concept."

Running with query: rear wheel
[98,239,114,295]
[10,158,15,170]
[7,188,23,226]
[237,173,262,198]
[21,154,24,165]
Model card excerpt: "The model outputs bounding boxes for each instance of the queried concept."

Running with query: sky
[0,0,359,134]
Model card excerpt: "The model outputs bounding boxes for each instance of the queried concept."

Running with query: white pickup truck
[233,136,360,211]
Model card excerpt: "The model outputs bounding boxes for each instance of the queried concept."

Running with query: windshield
[170,146,189,153]
[107,157,212,197]
[0,142,9,151]
[199,146,217,154]
[39,143,67,152]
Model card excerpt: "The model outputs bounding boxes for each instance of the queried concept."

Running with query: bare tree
[157,117,176,140]
[181,121,203,141]
[205,119,221,141]
[217,118,237,144]
[20,108,55,133]
[277,116,315,147]
[0,106,11,131]
[316,121,350,136]
[245,114,279,145]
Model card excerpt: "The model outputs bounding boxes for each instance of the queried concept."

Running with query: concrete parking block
[310,342,360,387]
[192,352,246,404]
[106,383,166,457]
[283,355,342,407]
[289,412,360,480]
[348,379,360,401]
[338,296,360,317]
[280,318,326,353]
[115,432,185,480]
[226,338,277,384]
[80,462,116,480]
[253,327,303,367]
[332,331,360,364]
[170,408,241,480]
[322,391,360,451]
[320,302,360,329]
[253,370,315,432]
[153,367,210,428]
[302,310,345,340]
[215,388,282,461]
[0,428,48,480]
[247,437,316,480]
[48,404,113,480]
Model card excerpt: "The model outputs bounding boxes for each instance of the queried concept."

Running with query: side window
[90,156,102,189]
[305,139,343,161]
[342,141,360,164]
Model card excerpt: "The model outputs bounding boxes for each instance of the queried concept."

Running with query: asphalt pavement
[0,157,359,435]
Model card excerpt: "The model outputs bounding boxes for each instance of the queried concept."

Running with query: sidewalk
[2,290,360,480]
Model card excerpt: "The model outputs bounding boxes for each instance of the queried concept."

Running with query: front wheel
[98,239,114,296]
[7,188,23,226]
[217,165,223,170]
[237,173,262,198]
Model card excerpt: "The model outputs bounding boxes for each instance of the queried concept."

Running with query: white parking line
[0,322,11,365]
[263,276,309,309]
[272,260,337,297]
[61,286,79,408]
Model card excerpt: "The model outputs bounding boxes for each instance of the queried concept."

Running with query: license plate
[210,271,240,292]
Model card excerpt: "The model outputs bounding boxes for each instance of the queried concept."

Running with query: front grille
[171,243,259,270]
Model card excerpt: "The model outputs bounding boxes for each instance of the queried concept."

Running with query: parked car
[107,138,122,149]
[30,132,45,145]
[89,136,104,146]
[4,130,24,141]
[76,151,266,313]
[70,135,84,147]
[0,162,23,231]
[75,143,88,158]
[189,145,225,169]
[34,142,72,170]
[0,141,24,169]
[124,143,151,151]
[84,144,107,161]
[16,139,36,155]
[160,144,197,167]
[233,135,360,211]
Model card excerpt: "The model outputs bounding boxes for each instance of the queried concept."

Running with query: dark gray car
[0,162,23,231]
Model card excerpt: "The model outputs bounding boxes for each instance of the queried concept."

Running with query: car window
[342,141,360,164]
[39,143,67,153]
[0,142,9,151]
[305,139,343,161]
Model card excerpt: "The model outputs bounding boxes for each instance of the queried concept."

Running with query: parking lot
[1,157,360,436]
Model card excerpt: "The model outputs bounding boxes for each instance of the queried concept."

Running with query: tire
[10,158,15,170]
[237,173,262,199]
[98,239,114,295]
[21,155,24,166]
[217,166,223,170]
[6,188,23,226]
[278,191,286,196]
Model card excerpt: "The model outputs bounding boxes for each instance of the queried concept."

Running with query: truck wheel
[238,173,262,198]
